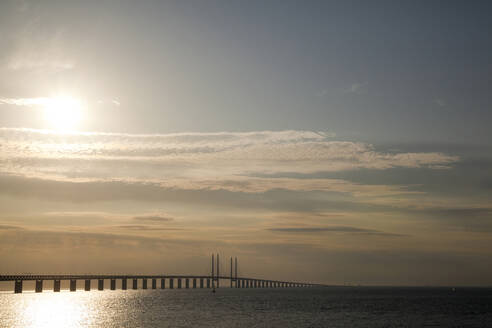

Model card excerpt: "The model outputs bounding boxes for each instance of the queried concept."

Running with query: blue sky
[0,0,491,286]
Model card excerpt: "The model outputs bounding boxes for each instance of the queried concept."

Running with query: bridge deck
[0,274,318,286]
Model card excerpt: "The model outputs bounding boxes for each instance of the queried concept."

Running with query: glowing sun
[43,96,84,131]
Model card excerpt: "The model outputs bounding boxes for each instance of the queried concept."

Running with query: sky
[0,0,491,286]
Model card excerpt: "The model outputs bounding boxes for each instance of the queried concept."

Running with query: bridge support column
[206,278,210,288]
[110,279,116,290]
[161,278,166,289]
[70,279,76,291]
[170,278,174,289]
[178,278,182,289]
[98,279,104,291]
[14,280,23,293]
[200,278,204,288]
[142,279,147,289]
[152,279,156,289]
[53,279,61,292]
[122,279,127,290]
[133,279,138,290]
[185,278,189,289]
[85,279,91,291]
[193,278,196,288]
[35,280,43,293]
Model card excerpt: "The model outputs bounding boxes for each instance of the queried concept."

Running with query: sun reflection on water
[11,292,95,328]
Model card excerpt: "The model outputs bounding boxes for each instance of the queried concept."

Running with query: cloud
[133,215,173,223]
[345,82,367,94]
[116,225,180,231]
[267,226,407,237]
[0,128,458,195]
[434,98,446,107]
[96,99,121,107]
[0,97,51,107]
[0,224,24,230]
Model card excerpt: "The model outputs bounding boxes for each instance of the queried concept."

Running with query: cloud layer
[0,128,458,194]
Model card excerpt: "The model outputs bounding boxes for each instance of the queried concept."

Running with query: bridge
[1,254,322,293]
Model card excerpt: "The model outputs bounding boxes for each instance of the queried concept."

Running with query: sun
[43,96,84,131]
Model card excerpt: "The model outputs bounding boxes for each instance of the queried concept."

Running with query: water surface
[1,287,491,327]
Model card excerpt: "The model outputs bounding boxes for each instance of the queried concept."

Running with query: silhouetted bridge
[1,255,322,293]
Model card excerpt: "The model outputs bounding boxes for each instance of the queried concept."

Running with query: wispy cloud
[345,82,367,95]
[97,99,121,107]
[434,98,446,107]
[133,215,173,223]
[267,226,407,237]
[116,225,181,231]
[0,224,24,230]
[0,128,458,195]
[0,97,51,107]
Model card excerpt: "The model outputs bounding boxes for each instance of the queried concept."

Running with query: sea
[1,287,491,327]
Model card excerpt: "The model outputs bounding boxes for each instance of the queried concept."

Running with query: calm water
[1,287,491,327]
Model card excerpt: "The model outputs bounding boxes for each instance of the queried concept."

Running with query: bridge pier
[161,278,166,289]
[178,278,182,289]
[170,278,174,289]
[185,278,189,289]
[14,280,22,293]
[133,278,138,290]
[53,279,61,292]
[152,279,156,289]
[206,278,210,288]
[142,279,147,289]
[85,279,91,291]
[193,278,197,288]
[98,279,104,291]
[35,280,43,293]
[70,279,76,291]
[110,279,116,290]
[200,278,204,288]
[122,279,127,290]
